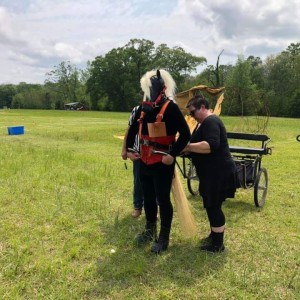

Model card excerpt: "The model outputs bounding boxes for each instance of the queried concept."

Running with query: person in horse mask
[126,69,190,254]
[182,95,236,252]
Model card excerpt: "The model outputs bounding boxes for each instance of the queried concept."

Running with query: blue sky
[0,0,299,84]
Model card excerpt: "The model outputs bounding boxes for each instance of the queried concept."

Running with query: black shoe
[200,243,225,253]
[151,225,170,254]
[135,221,157,246]
[200,233,212,246]
[135,230,155,246]
[200,231,225,253]
[151,238,169,254]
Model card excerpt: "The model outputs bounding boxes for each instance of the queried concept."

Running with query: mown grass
[0,109,299,299]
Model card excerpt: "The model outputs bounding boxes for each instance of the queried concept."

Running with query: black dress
[190,115,236,208]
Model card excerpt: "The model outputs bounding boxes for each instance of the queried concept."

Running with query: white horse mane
[140,69,177,102]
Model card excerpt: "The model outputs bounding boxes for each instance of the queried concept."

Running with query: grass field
[0,109,299,299]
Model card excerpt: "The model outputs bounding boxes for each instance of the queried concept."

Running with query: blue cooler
[7,126,25,135]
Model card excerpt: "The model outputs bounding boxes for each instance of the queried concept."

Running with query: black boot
[151,226,170,254]
[200,231,225,253]
[135,221,157,246]
[200,231,213,247]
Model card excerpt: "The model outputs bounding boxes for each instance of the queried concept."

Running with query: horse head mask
[140,69,176,113]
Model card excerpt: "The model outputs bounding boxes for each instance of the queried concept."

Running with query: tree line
[0,39,299,117]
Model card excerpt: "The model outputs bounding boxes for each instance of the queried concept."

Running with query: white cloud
[7,50,37,65]
[0,7,21,44]
[53,42,83,62]
[180,0,300,64]
[0,0,299,84]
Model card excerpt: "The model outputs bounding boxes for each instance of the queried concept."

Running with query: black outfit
[127,102,190,158]
[126,101,191,251]
[190,115,236,227]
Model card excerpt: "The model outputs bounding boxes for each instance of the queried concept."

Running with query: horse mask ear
[149,70,165,102]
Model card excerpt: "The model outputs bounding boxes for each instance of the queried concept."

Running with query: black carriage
[227,132,272,207]
[177,132,272,207]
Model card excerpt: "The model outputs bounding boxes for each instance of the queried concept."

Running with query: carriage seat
[227,132,272,156]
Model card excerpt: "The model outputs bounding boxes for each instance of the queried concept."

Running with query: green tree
[11,83,46,109]
[45,61,87,109]
[263,43,300,116]
[247,56,265,89]
[87,39,156,111]
[86,39,206,111]
[153,44,206,89]
[123,39,155,82]
[87,48,136,111]
[264,55,293,116]
[0,84,17,108]
[289,88,300,117]
[224,56,257,116]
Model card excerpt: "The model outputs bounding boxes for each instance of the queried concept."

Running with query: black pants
[205,201,226,228]
[140,161,175,229]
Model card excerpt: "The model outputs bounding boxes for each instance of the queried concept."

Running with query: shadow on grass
[225,194,261,217]
[87,213,228,298]
[225,197,257,211]
[86,191,262,297]
[187,191,258,226]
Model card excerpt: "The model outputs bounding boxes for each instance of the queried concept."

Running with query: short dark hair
[186,95,210,109]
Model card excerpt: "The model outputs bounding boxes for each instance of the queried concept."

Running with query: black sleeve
[202,117,221,153]
[126,105,142,149]
[168,103,191,157]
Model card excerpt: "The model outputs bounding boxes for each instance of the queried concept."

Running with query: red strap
[156,100,170,122]
[138,100,170,138]
[154,86,167,105]
[138,111,145,139]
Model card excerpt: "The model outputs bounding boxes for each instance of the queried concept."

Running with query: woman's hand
[127,152,140,161]
[121,149,127,160]
[162,154,174,165]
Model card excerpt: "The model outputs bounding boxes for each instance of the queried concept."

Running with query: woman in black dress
[182,95,236,252]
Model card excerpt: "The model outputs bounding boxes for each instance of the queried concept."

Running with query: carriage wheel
[254,168,268,207]
[187,162,199,196]
[297,135,300,142]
